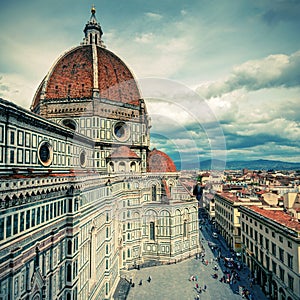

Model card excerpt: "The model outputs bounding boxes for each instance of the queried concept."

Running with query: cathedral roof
[108,146,140,159]
[31,7,141,112]
[147,149,177,173]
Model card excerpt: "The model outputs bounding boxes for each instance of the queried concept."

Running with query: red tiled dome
[147,149,177,172]
[109,146,140,159]
[31,45,141,111]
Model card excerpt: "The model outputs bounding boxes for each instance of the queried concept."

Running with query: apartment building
[239,206,300,300]
[214,193,262,252]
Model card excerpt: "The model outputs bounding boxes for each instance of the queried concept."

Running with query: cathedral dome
[147,149,177,172]
[31,8,141,114]
[109,146,140,159]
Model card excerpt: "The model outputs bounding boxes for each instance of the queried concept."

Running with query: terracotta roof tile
[248,206,300,231]
[147,149,176,173]
[109,146,140,159]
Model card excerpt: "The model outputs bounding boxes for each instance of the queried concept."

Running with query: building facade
[240,206,300,300]
[0,8,199,300]
[214,192,262,252]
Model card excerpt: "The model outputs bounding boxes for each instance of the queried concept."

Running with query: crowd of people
[190,246,255,299]
[189,212,257,300]
[189,274,208,297]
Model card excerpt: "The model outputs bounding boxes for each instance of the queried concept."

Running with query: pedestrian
[139,279,142,286]
[147,276,152,282]
[196,294,200,300]
[196,283,199,289]
[204,284,207,291]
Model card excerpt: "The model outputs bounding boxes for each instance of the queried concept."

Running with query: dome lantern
[83,5,105,47]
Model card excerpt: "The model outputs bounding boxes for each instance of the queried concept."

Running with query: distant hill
[177,159,300,171]
[224,159,300,171]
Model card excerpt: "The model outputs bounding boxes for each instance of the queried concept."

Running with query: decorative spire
[91,4,96,14]
[83,6,105,47]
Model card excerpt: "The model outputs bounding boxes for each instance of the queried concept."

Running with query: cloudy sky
[1,0,300,169]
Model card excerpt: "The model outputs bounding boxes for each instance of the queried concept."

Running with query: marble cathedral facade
[0,8,199,300]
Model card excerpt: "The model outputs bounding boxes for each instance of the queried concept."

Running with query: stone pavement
[120,222,268,300]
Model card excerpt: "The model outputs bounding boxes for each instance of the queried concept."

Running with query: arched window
[105,282,109,296]
[66,264,72,282]
[108,162,114,173]
[183,220,188,238]
[152,185,157,201]
[150,222,155,240]
[33,293,41,300]
[90,227,96,279]
[159,211,170,236]
[68,199,72,213]
[119,162,126,172]
[67,240,72,255]
[130,162,136,172]
[175,210,181,235]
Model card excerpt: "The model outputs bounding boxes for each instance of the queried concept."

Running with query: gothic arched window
[150,222,155,240]
[151,185,157,201]
[183,220,188,238]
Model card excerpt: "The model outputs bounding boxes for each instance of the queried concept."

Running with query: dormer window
[67,84,71,96]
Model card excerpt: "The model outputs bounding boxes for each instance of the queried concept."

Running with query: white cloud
[145,12,163,20]
[180,10,187,16]
[0,73,34,109]
[226,143,300,163]
[197,50,300,99]
[234,118,300,141]
[134,33,154,44]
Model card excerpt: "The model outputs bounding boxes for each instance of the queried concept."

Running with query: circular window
[38,141,53,167]
[79,150,87,167]
[113,122,130,142]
